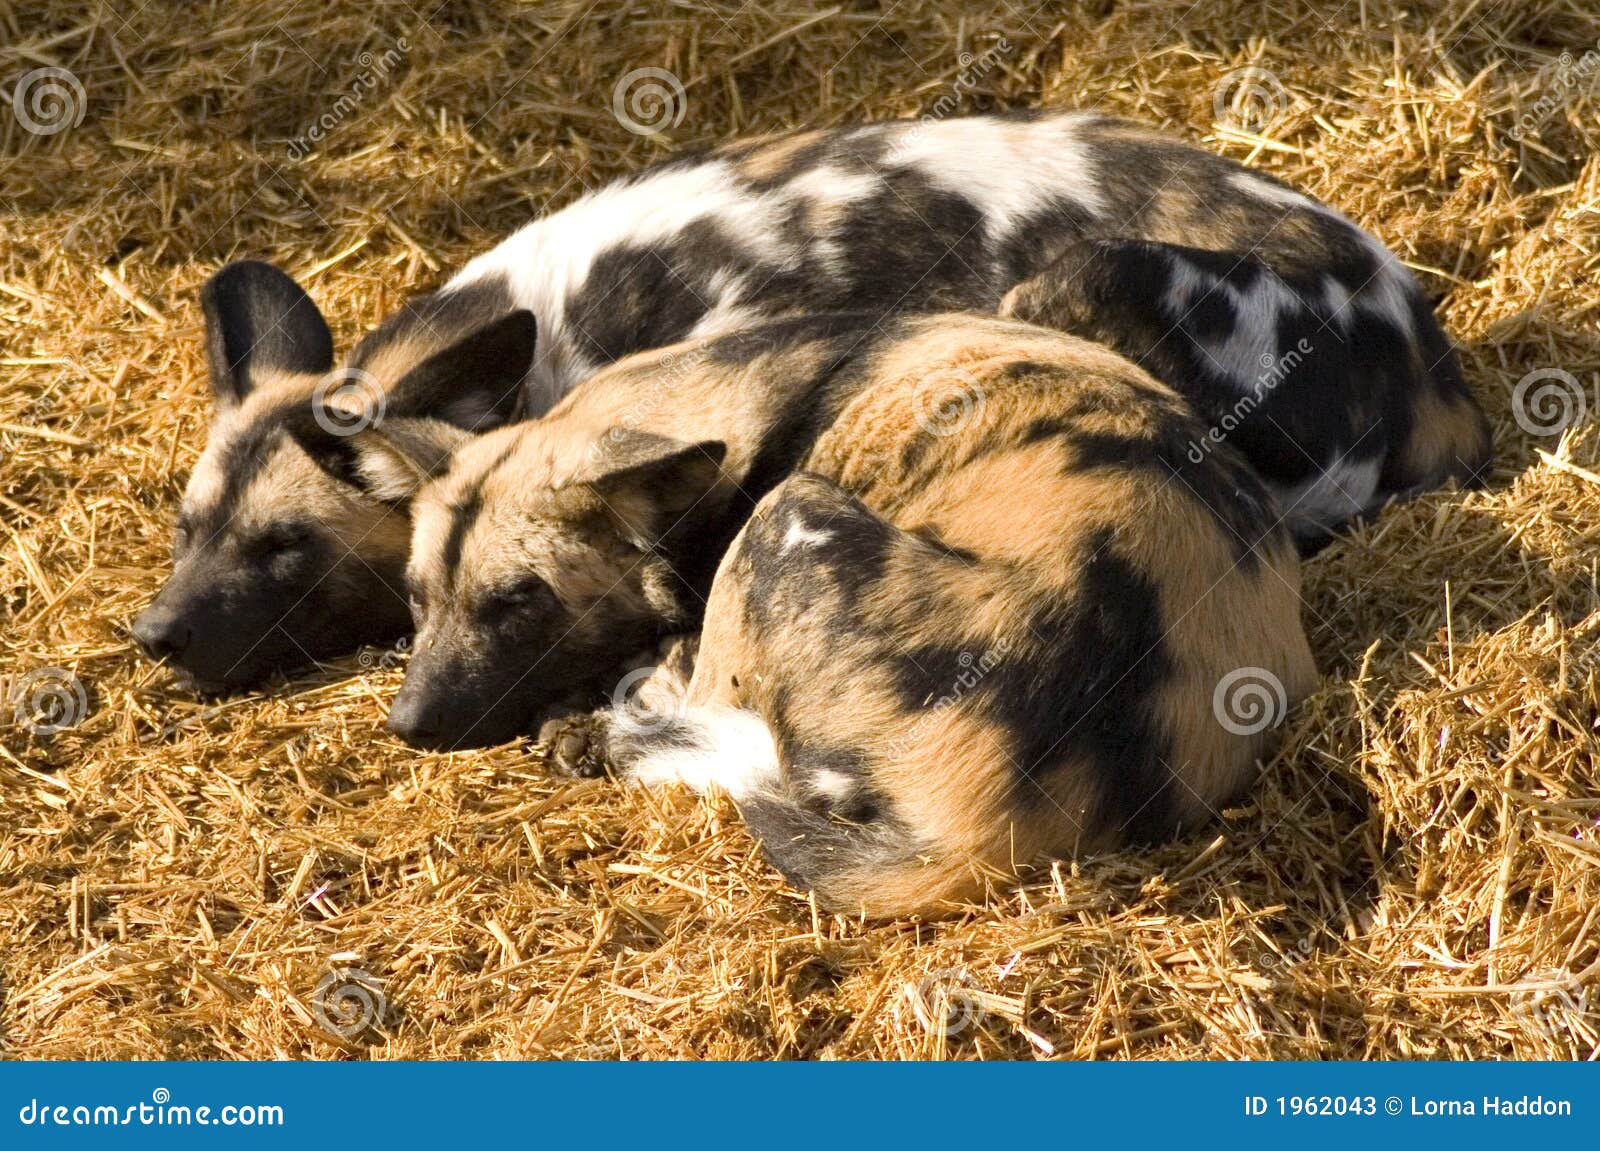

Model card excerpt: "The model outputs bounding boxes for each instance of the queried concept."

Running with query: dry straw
[3,0,1599,1059]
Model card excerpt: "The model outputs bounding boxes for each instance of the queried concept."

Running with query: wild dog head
[133,261,536,691]
[289,412,727,748]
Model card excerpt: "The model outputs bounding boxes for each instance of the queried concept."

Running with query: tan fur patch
[670,313,1315,917]
[1395,384,1492,491]
[726,128,829,181]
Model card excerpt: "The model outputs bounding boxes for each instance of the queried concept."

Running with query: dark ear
[582,428,728,545]
[283,410,469,505]
[388,309,537,431]
[201,261,334,406]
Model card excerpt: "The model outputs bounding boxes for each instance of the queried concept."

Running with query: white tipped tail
[614,704,781,802]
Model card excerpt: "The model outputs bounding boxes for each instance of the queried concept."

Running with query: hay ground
[3,0,1600,1061]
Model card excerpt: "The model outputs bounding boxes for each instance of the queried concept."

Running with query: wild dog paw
[536,710,612,779]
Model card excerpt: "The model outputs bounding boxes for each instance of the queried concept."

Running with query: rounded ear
[387,309,537,431]
[283,409,469,505]
[201,261,334,406]
[582,428,728,545]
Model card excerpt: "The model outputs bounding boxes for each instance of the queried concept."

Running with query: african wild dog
[289,307,1317,778]
[288,313,876,748]
[131,262,533,690]
[138,110,1485,688]
[297,311,1316,914]
[608,315,1318,915]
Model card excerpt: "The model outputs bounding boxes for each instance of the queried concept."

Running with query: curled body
[305,307,1318,915]
[605,314,1318,916]
[137,110,1483,689]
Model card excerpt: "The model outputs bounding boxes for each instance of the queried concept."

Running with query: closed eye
[490,575,556,614]
[254,522,313,555]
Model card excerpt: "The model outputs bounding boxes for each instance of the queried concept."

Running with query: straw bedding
[3,0,1599,1059]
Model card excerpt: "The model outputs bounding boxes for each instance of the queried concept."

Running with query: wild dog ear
[387,309,537,431]
[201,261,334,407]
[283,412,469,505]
[581,427,728,546]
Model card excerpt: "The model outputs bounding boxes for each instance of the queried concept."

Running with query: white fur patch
[1230,170,1416,336]
[449,161,797,408]
[1229,169,1315,213]
[808,769,858,803]
[874,115,1107,240]
[1272,455,1383,536]
[781,518,833,552]
[687,268,760,340]
[623,705,781,801]
[783,163,885,275]
[1358,259,1418,336]
[1319,274,1354,327]
[1163,253,1305,391]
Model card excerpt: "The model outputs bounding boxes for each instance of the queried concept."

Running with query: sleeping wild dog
[136,110,1484,690]
[606,322,1320,916]
[290,311,1317,911]
[296,311,1316,913]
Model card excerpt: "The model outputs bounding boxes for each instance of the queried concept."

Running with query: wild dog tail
[611,703,986,919]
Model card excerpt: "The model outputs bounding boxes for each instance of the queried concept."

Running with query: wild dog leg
[537,634,699,778]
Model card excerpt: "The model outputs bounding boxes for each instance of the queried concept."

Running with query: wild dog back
[612,314,1319,917]
[439,110,1486,540]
